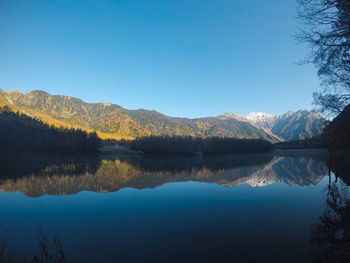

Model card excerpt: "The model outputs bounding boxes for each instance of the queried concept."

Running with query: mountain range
[0,89,325,141]
[218,110,324,141]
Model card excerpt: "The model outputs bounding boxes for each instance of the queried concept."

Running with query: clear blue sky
[0,0,320,118]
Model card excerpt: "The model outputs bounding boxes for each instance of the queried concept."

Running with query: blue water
[0,152,335,262]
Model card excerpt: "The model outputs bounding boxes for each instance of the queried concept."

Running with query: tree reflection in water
[0,149,339,262]
[311,171,350,263]
[0,229,65,263]
[0,151,331,197]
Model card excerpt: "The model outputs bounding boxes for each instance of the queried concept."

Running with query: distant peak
[8,90,23,95]
[219,112,235,117]
[246,112,275,120]
[246,112,274,116]
[282,110,295,117]
[217,112,243,120]
[27,90,51,96]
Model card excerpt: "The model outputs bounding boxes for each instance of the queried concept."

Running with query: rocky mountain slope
[0,89,324,141]
[218,110,324,141]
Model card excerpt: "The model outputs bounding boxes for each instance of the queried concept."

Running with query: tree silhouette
[310,173,350,262]
[125,135,273,155]
[0,229,66,263]
[297,0,350,116]
[0,106,101,152]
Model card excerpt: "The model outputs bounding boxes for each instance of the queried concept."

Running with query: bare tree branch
[297,0,350,116]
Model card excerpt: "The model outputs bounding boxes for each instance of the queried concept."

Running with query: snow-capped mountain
[246,112,276,130]
[218,110,325,141]
[218,112,248,122]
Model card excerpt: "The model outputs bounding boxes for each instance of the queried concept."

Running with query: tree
[297,0,350,116]
[0,106,102,152]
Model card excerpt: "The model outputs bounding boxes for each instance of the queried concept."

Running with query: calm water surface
[0,150,347,262]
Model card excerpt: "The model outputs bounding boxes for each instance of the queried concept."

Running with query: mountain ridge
[218,110,324,140]
[0,89,324,141]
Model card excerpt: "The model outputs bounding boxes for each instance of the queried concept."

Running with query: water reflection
[0,228,65,263]
[0,150,329,197]
[311,173,350,262]
[1,150,350,263]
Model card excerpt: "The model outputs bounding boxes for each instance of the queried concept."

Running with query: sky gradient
[0,0,320,118]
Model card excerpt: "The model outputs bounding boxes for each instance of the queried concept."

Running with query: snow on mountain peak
[219,112,275,121]
[220,112,235,117]
[217,112,246,121]
[245,112,276,130]
[216,110,324,141]
[246,112,275,121]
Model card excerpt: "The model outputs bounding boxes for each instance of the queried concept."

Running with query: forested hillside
[0,89,279,141]
[0,106,101,152]
[0,89,325,142]
[325,104,350,152]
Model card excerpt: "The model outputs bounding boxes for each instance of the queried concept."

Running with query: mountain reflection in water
[2,150,349,263]
[0,150,329,197]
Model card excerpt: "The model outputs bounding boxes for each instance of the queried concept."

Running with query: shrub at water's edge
[0,106,101,152]
[123,135,273,155]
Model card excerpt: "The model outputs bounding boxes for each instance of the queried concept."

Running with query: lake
[0,150,348,262]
